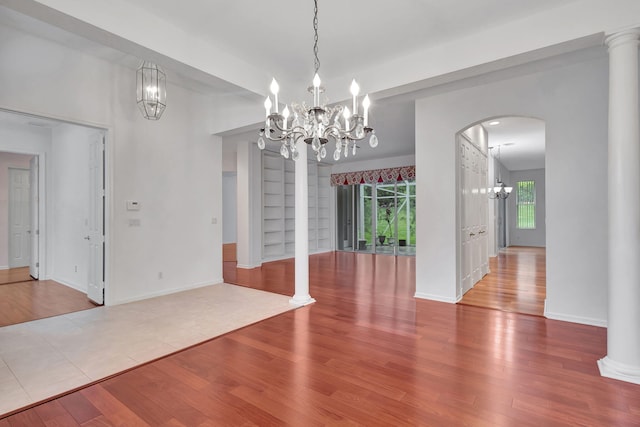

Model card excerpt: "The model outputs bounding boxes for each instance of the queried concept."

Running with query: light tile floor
[0,283,297,416]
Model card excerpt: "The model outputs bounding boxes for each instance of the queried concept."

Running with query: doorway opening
[457,116,547,316]
[0,109,107,326]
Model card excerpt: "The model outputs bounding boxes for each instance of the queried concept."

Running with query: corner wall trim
[414,292,459,304]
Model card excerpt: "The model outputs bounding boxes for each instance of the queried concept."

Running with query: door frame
[0,108,111,304]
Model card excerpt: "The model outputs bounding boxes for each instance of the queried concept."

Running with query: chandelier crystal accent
[136,61,167,120]
[258,0,378,162]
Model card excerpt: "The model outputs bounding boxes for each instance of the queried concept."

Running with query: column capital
[605,27,640,50]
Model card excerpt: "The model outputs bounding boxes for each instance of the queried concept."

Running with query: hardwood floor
[3,252,639,426]
[0,267,32,286]
[459,247,546,316]
[0,280,97,327]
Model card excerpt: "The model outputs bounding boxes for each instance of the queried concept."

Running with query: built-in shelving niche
[262,151,332,261]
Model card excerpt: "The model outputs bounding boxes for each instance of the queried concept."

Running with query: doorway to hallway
[458,246,546,316]
[0,109,108,326]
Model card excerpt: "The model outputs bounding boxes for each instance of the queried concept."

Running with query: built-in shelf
[262,152,332,261]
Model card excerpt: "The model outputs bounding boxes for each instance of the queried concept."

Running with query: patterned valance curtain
[330,165,415,186]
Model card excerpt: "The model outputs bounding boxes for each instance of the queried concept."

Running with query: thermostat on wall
[126,200,140,211]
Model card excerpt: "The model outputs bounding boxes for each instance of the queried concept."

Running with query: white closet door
[459,135,488,295]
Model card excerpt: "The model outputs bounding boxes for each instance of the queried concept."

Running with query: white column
[290,142,315,305]
[598,28,640,385]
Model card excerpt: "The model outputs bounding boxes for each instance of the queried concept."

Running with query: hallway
[459,247,546,316]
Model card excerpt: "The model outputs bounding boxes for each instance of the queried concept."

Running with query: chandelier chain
[313,0,320,74]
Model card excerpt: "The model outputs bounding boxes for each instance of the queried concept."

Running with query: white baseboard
[110,279,222,306]
[0,265,8,270]
[414,292,459,304]
[598,356,640,385]
[237,263,261,269]
[51,277,87,294]
[544,310,607,327]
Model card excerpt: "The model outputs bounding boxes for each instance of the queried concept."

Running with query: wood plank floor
[0,280,97,327]
[2,252,639,426]
[0,267,32,286]
[459,247,546,316]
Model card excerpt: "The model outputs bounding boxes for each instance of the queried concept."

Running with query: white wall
[50,124,94,291]
[0,152,33,269]
[0,22,223,304]
[415,50,609,326]
[509,168,546,247]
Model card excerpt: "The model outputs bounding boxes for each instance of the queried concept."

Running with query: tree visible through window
[516,180,536,229]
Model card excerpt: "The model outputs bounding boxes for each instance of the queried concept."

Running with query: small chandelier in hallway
[489,180,512,199]
[258,0,378,162]
[488,145,512,199]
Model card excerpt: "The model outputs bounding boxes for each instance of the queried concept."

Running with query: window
[516,180,536,229]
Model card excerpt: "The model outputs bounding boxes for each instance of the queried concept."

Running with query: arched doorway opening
[457,116,547,316]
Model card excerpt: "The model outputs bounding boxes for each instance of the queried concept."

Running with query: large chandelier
[257,0,378,162]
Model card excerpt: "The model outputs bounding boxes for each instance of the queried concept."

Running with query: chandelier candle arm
[282,106,290,131]
[343,107,350,132]
[362,95,370,126]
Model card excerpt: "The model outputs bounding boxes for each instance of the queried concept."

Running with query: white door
[9,168,30,268]
[460,138,473,294]
[29,157,39,279]
[459,135,489,295]
[87,134,105,304]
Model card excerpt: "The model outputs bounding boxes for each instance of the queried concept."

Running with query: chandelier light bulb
[270,78,280,95]
[270,78,280,113]
[264,96,272,117]
[350,79,360,113]
[362,94,370,126]
[343,107,351,132]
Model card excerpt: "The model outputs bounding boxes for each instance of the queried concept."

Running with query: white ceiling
[1,0,636,168]
[484,117,546,171]
[119,0,580,86]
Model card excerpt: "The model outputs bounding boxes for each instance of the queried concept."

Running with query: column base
[598,356,640,385]
[290,295,316,306]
